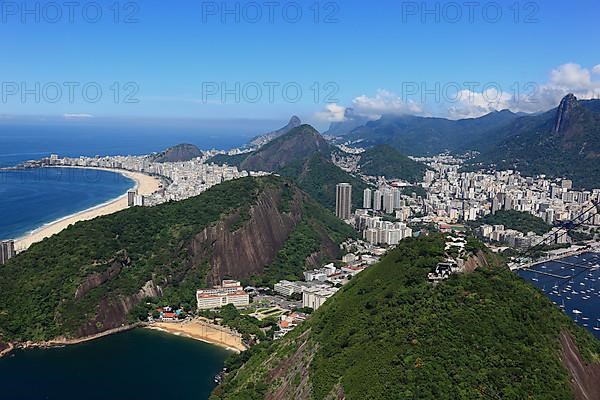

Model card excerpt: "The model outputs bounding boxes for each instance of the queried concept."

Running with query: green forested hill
[212,235,600,400]
[210,124,370,211]
[470,210,552,235]
[279,154,369,211]
[475,95,600,189]
[359,144,427,181]
[0,176,354,343]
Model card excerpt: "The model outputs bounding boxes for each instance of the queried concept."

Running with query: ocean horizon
[0,120,258,241]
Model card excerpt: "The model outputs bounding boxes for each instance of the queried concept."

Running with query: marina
[518,252,600,339]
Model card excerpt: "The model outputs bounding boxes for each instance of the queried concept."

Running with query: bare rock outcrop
[192,187,304,285]
[560,330,600,400]
[76,280,162,337]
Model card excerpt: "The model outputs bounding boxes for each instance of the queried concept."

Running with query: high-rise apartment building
[336,183,352,220]
[127,190,137,207]
[363,188,372,209]
[0,240,16,265]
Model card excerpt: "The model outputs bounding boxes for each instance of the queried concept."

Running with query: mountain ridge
[211,234,600,400]
[0,176,354,343]
[475,94,600,188]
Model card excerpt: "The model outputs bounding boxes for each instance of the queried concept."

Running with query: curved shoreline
[13,167,161,252]
[0,319,245,359]
[146,319,246,353]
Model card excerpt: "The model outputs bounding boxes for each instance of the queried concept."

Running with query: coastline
[0,324,141,359]
[146,319,247,353]
[0,318,246,359]
[13,167,161,252]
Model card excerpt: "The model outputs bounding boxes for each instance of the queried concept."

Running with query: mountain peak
[250,116,302,147]
[553,93,580,133]
[151,143,202,163]
[288,115,301,126]
[241,124,330,172]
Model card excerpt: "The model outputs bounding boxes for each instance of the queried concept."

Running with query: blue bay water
[0,118,265,239]
[0,329,228,400]
[0,168,135,241]
[518,252,600,339]
[0,119,257,398]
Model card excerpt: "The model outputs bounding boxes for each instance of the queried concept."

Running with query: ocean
[0,329,229,400]
[518,252,600,339]
[0,168,135,240]
[0,119,262,399]
[0,117,269,240]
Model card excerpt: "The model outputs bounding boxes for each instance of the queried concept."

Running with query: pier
[521,268,570,279]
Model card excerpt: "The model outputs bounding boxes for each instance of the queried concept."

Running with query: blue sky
[1,0,599,129]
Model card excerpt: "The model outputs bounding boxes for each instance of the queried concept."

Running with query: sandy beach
[147,319,246,353]
[14,167,161,252]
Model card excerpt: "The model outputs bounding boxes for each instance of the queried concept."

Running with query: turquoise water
[0,168,134,240]
[0,329,228,400]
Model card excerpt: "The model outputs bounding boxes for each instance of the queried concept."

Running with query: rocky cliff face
[191,186,304,285]
[77,280,162,337]
[554,93,579,134]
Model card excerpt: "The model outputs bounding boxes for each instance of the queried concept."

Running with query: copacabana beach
[14,167,161,251]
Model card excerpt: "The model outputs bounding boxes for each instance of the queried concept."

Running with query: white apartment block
[196,280,250,310]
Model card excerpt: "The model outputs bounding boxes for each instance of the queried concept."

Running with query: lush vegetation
[0,176,353,342]
[213,234,600,399]
[401,185,428,198]
[207,153,248,167]
[475,97,600,189]
[359,144,427,182]
[279,154,369,211]
[200,304,268,341]
[345,110,519,156]
[470,210,551,235]
[0,177,270,342]
[252,196,357,286]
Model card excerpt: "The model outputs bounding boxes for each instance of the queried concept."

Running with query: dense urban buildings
[32,153,269,207]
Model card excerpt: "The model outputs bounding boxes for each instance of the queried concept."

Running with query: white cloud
[351,89,424,119]
[549,63,593,89]
[448,63,600,119]
[314,103,347,122]
[63,113,94,120]
[316,63,600,123]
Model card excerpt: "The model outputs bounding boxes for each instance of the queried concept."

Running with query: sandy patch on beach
[147,319,246,353]
[14,168,161,251]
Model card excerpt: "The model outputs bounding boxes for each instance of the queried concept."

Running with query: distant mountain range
[475,94,600,188]
[325,94,600,188]
[341,109,520,155]
[150,143,203,163]
[324,108,371,137]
